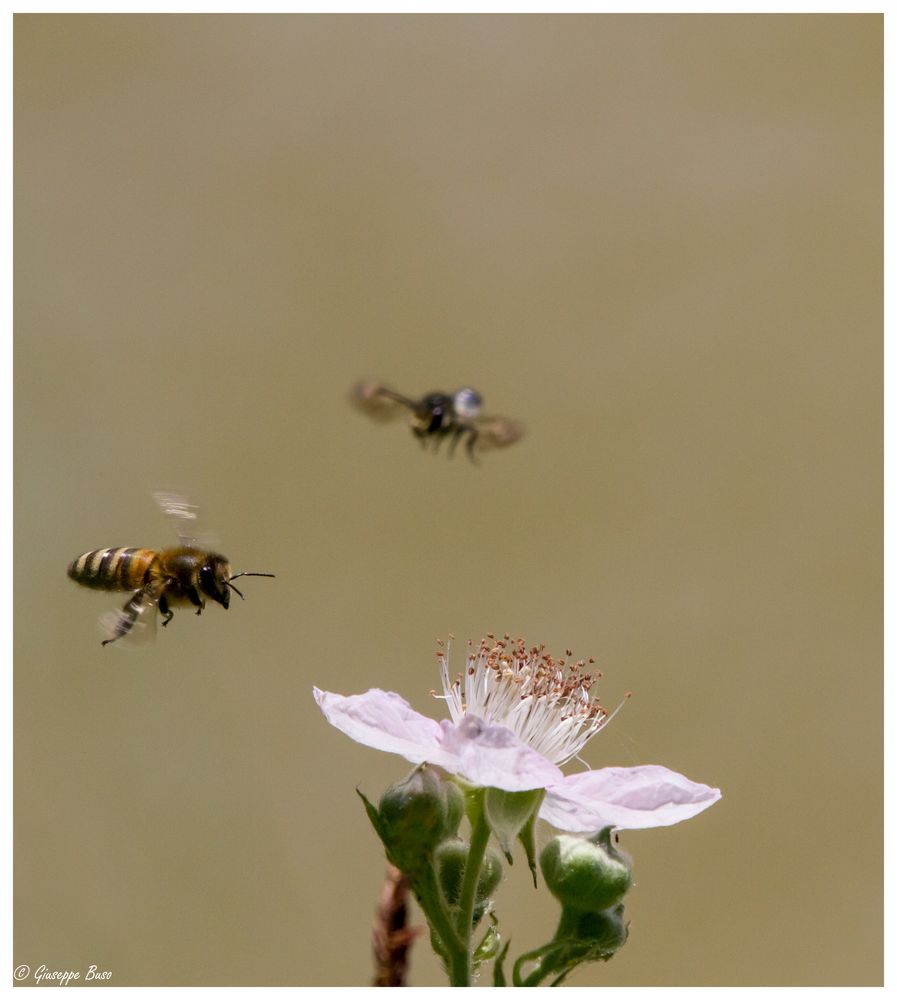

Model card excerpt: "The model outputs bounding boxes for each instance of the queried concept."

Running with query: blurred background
[14,14,881,986]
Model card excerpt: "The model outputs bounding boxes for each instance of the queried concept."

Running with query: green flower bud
[377,767,464,873]
[443,780,465,838]
[561,903,629,956]
[540,828,632,912]
[540,902,630,977]
[435,839,504,909]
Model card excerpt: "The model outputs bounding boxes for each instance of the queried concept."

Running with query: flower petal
[313,690,564,791]
[540,765,721,832]
[313,687,448,766]
[437,716,564,792]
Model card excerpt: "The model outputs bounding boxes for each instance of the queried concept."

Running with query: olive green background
[14,14,881,986]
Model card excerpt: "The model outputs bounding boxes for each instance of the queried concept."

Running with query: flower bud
[377,767,464,873]
[435,839,504,909]
[544,902,629,973]
[562,903,629,956]
[540,828,632,913]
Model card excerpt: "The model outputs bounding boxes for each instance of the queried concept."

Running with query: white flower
[314,636,720,832]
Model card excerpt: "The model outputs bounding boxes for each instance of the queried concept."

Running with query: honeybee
[350,380,524,461]
[67,492,274,646]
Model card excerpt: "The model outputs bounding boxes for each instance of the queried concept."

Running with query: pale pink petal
[540,765,721,832]
[313,687,450,766]
[437,716,564,792]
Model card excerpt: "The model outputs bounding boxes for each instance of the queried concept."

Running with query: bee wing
[350,380,416,422]
[152,490,219,549]
[99,585,160,648]
[473,415,525,451]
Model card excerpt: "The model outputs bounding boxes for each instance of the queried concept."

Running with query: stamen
[433,636,618,766]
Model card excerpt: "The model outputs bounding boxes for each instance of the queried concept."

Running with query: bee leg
[447,425,466,457]
[432,427,448,453]
[465,427,480,464]
[159,594,174,628]
[102,591,146,645]
[186,587,205,616]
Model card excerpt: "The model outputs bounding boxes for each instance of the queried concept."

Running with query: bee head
[452,387,483,420]
[200,559,276,609]
[199,554,234,609]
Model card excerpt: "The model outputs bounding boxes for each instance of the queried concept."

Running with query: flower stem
[445,791,491,985]
[411,867,466,977]
[413,867,474,987]
[512,943,558,987]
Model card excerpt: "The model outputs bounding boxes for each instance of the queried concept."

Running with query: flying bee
[67,491,275,646]
[350,380,524,461]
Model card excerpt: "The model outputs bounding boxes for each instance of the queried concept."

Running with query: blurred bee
[351,380,524,461]
[67,492,275,646]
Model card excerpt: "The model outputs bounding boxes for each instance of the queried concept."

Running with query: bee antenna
[227,571,275,600]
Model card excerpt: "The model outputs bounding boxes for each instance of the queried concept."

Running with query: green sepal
[357,788,385,842]
[483,787,545,864]
[518,804,540,887]
[493,939,511,987]
[473,920,501,969]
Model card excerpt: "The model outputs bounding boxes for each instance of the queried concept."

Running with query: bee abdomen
[67,547,156,591]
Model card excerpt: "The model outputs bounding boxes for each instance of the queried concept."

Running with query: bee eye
[199,565,216,594]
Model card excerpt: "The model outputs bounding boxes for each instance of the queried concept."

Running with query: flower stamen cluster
[437,635,610,767]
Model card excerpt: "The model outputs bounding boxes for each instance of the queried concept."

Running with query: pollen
[435,635,616,767]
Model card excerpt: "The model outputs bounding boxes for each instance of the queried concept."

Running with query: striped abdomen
[67,547,158,592]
